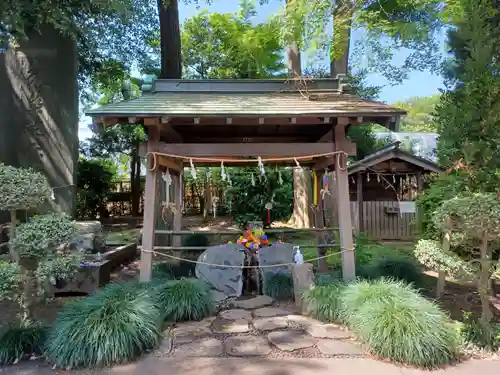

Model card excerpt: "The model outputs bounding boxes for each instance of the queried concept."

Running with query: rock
[212,290,229,303]
[173,319,213,344]
[268,330,315,351]
[258,243,295,272]
[232,295,273,309]
[306,324,352,339]
[212,319,250,334]
[224,336,271,357]
[253,307,291,318]
[253,317,288,331]
[286,314,323,328]
[195,244,246,297]
[173,338,224,357]
[316,339,364,356]
[71,221,106,253]
[157,336,173,355]
[292,263,315,314]
[219,309,252,321]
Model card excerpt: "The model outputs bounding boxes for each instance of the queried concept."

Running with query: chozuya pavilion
[86,75,406,282]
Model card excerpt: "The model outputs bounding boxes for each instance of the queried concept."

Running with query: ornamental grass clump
[302,281,345,322]
[0,322,46,365]
[367,254,423,286]
[263,269,293,300]
[45,282,162,369]
[341,278,460,368]
[155,278,214,322]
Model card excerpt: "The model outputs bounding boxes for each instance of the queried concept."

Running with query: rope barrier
[145,150,348,172]
[139,246,354,269]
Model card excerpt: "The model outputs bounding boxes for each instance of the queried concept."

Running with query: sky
[78,1,446,141]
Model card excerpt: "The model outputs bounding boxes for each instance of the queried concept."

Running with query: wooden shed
[346,141,443,240]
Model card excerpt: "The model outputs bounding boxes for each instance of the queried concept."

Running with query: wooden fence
[349,201,416,240]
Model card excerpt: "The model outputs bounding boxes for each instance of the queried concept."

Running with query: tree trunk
[0,24,79,216]
[130,140,141,216]
[157,0,182,79]
[478,233,494,336]
[330,18,351,76]
[8,210,19,263]
[21,266,38,322]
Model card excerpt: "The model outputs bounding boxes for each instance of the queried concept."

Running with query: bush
[367,255,423,286]
[315,272,340,286]
[155,278,214,322]
[181,233,210,248]
[460,312,500,350]
[303,282,345,322]
[0,322,46,365]
[341,279,460,368]
[263,270,293,300]
[152,261,196,279]
[45,282,162,368]
[0,261,20,300]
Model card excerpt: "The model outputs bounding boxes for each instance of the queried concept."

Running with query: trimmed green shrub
[0,261,20,300]
[45,282,162,368]
[182,233,210,248]
[303,282,345,322]
[263,270,293,300]
[152,261,196,280]
[155,278,213,322]
[314,272,340,286]
[367,255,423,286]
[0,322,46,365]
[341,279,460,368]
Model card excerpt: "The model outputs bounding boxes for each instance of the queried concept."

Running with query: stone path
[166,295,363,359]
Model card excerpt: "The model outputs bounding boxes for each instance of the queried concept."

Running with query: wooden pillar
[334,121,356,281]
[172,171,183,247]
[140,128,161,282]
[356,172,364,234]
[314,171,328,273]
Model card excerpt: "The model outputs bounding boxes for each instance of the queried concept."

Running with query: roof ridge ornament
[141,75,156,93]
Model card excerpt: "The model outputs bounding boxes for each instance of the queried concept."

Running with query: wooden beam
[149,142,334,157]
[312,141,357,170]
[144,117,160,126]
[103,117,120,126]
[317,130,333,143]
[161,123,183,143]
[337,117,350,126]
[140,127,160,282]
[157,156,183,172]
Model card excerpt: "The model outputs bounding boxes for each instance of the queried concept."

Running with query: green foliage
[414,239,474,280]
[435,0,500,192]
[366,255,423,286]
[393,95,440,132]
[152,261,196,280]
[36,254,83,288]
[314,273,340,286]
[182,234,210,248]
[433,193,500,240]
[10,214,76,261]
[0,163,51,211]
[263,270,293,300]
[45,282,161,368]
[460,312,500,350]
[303,282,345,322]
[155,278,214,322]
[0,261,20,300]
[76,157,116,219]
[416,173,464,240]
[0,322,46,365]
[341,279,460,368]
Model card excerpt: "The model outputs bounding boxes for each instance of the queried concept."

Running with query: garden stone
[253,307,291,318]
[224,336,271,357]
[173,338,224,357]
[253,317,288,331]
[306,324,352,339]
[195,244,246,297]
[258,242,295,272]
[173,320,213,344]
[71,221,106,253]
[316,339,364,356]
[232,295,273,309]
[292,263,315,314]
[212,319,250,333]
[268,330,315,351]
[219,309,252,321]
[286,314,323,328]
[156,334,173,355]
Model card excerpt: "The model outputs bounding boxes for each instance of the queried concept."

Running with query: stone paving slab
[232,295,273,309]
[252,307,291,318]
[253,317,288,331]
[316,339,364,356]
[171,338,224,357]
[219,309,252,321]
[268,330,316,351]
[212,319,250,334]
[224,336,272,357]
[306,324,352,339]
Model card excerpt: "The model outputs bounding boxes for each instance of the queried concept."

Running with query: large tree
[394,95,440,132]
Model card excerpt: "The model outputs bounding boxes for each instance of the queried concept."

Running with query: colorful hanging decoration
[257,156,265,176]
[265,202,273,225]
[237,228,270,251]
[312,171,318,205]
[322,173,329,191]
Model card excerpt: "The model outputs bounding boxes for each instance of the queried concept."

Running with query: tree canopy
[394,95,440,132]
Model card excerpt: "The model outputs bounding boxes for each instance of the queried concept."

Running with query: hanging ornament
[377,174,380,183]
[257,156,265,176]
[189,158,197,180]
[50,189,55,201]
[227,173,232,186]
[221,161,226,181]
[312,171,318,205]
[392,174,396,183]
[294,158,302,169]
[367,173,370,182]
[322,173,329,191]
[251,172,255,186]
[162,168,172,205]
[278,170,283,185]
[351,177,355,184]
